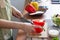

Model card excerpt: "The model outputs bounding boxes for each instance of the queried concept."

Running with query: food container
[52,14,60,27]
[38,6,48,12]
[29,11,44,16]
[48,30,59,37]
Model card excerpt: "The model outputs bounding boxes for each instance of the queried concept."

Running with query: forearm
[0,19,25,29]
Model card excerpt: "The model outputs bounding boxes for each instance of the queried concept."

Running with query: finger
[16,12,23,18]
[29,25,36,33]
[13,13,20,18]
[33,25,42,28]
[16,14,21,18]
[17,12,22,16]
[17,13,23,18]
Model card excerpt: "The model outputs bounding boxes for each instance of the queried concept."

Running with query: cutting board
[27,23,48,38]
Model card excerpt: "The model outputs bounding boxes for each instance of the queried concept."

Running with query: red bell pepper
[33,20,45,27]
[34,27,43,33]
[25,4,36,13]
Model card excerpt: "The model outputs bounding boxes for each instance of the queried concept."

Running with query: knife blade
[20,17,33,24]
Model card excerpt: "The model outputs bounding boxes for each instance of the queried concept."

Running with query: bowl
[38,6,48,12]
[28,6,48,16]
[48,30,59,37]
[29,11,44,16]
[52,14,60,27]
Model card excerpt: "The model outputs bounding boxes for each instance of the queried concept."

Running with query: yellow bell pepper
[31,2,39,11]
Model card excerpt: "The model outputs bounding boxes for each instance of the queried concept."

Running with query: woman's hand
[23,23,35,33]
[22,23,40,34]
[12,6,23,18]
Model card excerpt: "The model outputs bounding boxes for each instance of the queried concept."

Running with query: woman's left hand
[12,6,23,18]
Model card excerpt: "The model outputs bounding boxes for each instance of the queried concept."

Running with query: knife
[20,17,33,24]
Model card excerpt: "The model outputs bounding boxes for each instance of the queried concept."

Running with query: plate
[29,11,44,16]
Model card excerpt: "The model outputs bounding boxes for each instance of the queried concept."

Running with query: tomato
[34,27,43,33]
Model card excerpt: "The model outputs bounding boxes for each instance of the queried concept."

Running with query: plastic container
[48,30,59,37]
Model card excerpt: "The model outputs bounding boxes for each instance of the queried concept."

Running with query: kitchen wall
[11,0,25,12]
[10,0,25,40]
